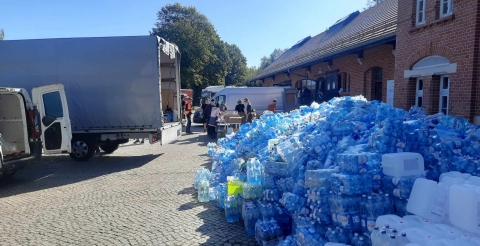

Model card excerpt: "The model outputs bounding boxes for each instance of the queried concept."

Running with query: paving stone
[0,125,259,245]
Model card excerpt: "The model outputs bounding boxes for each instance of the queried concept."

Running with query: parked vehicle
[0,85,67,178]
[212,87,299,115]
[201,86,226,103]
[0,35,182,162]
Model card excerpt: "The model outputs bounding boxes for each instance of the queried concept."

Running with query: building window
[440,0,453,18]
[416,0,426,25]
[439,75,450,115]
[415,78,424,108]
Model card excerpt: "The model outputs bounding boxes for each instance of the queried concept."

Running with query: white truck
[0,35,182,162]
[0,85,60,178]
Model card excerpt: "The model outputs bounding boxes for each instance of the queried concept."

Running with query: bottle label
[404,158,418,171]
[430,191,447,217]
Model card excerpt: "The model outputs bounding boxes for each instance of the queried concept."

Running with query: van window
[43,91,64,118]
[216,95,226,106]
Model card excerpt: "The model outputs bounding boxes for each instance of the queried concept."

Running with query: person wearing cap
[268,99,277,113]
[235,99,247,124]
[183,97,193,134]
[244,98,253,123]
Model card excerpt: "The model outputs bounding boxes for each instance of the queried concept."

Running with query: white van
[212,87,299,115]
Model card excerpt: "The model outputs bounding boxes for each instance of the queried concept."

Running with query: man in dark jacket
[202,99,213,135]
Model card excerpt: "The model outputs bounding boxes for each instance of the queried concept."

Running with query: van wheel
[100,143,119,154]
[70,138,95,162]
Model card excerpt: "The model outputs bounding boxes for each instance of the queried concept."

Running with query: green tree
[0,29,4,40]
[259,48,289,70]
[151,3,231,103]
[243,66,262,87]
[225,43,248,86]
[364,0,385,10]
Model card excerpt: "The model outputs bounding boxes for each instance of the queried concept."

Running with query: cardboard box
[225,116,243,124]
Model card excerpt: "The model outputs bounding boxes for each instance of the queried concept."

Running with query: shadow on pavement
[0,153,161,198]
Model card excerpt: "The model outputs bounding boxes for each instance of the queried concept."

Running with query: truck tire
[70,138,95,162]
[100,143,119,154]
[1,164,17,181]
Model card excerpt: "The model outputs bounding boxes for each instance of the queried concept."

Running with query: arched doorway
[405,55,455,115]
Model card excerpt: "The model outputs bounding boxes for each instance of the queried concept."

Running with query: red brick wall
[395,0,479,120]
[263,44,396,102]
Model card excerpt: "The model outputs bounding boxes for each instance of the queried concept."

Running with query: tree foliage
[151,3,247,102]
[259,48,289,70]
[225,43,248,86]
[364,0,385,10]
[0,29,4,40]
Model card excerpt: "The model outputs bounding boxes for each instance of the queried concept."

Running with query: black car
[193,108,203,124]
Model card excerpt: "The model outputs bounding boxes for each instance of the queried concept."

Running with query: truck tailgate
[161,122,182,145]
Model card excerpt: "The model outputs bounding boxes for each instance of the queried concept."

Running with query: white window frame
[416,0,427,26]
[415,78,424,108]
[440,0,453,18]
[439,75,450,115]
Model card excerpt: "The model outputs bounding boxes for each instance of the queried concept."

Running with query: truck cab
[0,84,71,178]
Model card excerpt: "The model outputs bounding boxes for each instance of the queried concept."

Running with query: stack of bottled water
[255,219,284,245]
[207,142,216,156]
[194,95,479,245]
[194,168,211,190]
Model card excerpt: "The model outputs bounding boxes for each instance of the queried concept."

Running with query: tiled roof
[252,0,398,81]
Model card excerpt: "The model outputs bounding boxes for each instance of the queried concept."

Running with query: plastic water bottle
[396,232,410,246]
[197,179,210,202]
[371,226,380,245]
[384,194,394,214]
[194,168,211,189]
[224,195,240,222]
[242,201,259,236]
[351,233,359,245]
[215,183,227,210]
[386,234,399,246]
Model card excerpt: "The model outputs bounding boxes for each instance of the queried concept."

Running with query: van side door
[283,88,299,112]
[32,84,72,154]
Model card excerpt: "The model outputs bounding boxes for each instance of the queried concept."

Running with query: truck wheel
[100,143,119,154]
[70,138,95,162]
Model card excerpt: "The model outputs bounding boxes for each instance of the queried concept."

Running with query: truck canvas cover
[0,35,180,131]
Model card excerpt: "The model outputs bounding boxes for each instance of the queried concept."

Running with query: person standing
[268,99,277,113]
[244,98,253,123]
[184,97,193,134]
[235,99,247,124]
[207,100,219,138]
[200,98,209,132]
[202,99,212,134]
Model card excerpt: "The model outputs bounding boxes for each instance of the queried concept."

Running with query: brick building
[396,0,479,123]
[252,0,480,123]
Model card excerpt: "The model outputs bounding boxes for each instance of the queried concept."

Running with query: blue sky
[0,0,367,67]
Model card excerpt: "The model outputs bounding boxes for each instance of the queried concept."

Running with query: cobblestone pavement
[0,125,258,246]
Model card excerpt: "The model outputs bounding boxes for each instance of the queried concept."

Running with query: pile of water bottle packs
[192,96,480,245]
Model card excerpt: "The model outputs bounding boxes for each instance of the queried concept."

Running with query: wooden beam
[161,78,176,82]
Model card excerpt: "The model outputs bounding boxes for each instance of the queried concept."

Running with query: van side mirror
[42,115,56,126]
